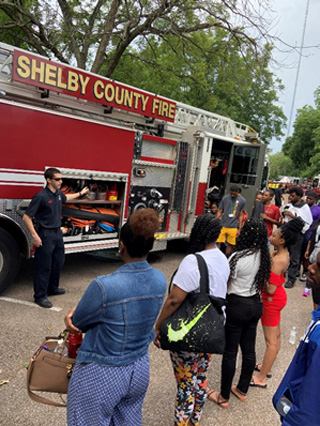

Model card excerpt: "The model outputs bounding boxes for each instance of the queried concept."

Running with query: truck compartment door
[227,143,266,214]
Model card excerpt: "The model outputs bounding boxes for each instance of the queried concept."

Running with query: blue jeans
[221,293,263,399]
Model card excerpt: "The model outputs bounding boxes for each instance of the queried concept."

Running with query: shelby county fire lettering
[15,55,90,95]
[93,80,149,111]
[13,51,176,122]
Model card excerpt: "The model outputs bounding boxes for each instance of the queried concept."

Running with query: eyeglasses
[52,178,63,181]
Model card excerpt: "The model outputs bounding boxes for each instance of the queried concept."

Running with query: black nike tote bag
[160,254,226,354]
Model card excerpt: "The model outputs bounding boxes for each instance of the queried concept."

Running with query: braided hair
[229,218,271,293]
[279,217,304,248]
[187,214,222,254]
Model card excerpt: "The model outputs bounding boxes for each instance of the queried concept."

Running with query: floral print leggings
[170,351,213,426]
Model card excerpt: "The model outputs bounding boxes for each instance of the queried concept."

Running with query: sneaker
[285,281,294,289]
[300,273,307,282]
[302,287,310,297]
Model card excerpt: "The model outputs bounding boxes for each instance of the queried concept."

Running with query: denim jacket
[73,260,167,366]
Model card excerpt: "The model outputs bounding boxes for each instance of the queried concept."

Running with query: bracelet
[79,191,82,197]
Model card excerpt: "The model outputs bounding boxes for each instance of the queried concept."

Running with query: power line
[286,0,310,139]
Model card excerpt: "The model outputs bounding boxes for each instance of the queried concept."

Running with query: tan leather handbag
[26,332,76,407]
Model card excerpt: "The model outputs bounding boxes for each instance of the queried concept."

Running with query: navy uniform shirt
[25,187,67,228]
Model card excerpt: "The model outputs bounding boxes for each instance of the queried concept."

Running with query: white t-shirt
[172,248,229,299]
[280,202,312,234]
[227,251,260,297]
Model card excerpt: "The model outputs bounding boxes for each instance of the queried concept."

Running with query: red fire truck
[0,42,266,292]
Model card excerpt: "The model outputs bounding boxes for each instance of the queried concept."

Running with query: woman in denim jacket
[65,209,167,426]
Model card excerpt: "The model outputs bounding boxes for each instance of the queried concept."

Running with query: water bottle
[68,333,83,358]
[289,326,296,345]
[53,339,68,356]
[276,396,292,417]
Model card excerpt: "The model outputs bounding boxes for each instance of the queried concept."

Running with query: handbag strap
[195,254,210,294]
[168,254,209,295]
[168,269,178,294]
[27,388,67,407]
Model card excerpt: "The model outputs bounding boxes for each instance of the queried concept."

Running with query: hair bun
[286,217,304,233]
[129,208,160,238]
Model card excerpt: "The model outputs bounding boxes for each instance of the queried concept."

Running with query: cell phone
[282,205,290,217]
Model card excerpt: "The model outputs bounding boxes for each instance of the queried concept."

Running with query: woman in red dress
[251,218,304,388]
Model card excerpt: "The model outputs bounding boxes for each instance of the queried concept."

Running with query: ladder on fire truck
[174,103,258,142]
[0,42,258,143]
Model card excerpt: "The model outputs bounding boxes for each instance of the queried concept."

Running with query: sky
[268,0,320,153]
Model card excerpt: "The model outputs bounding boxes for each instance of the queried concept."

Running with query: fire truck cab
[0,42,266,292]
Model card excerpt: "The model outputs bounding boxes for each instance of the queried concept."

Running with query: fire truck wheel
[0,228,20,293]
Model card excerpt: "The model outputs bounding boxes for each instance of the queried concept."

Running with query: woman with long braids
[154,214,229,426]
[207,218,271,408]
[252,217,304,388]
[64,209,167,426]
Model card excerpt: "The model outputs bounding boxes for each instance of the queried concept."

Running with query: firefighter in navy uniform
[23,168,89,308]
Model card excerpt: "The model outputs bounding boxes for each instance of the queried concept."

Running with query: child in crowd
[255,193,263,202]
[210,202,219,218]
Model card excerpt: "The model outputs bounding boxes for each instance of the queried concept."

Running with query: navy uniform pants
[33,228,65,301]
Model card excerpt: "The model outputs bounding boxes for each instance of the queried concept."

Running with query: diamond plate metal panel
[151,239,167,252]
[131,165,174,188]
[0,199,33,252]
[141,140,176,160]
[168,212,179,232]
[0,199,29,232]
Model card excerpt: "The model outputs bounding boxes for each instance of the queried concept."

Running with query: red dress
[261,271,287,327]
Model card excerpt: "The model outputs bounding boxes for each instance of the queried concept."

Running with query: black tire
[0,228,21,293]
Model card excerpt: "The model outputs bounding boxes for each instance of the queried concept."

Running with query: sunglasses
[52,178,63,181]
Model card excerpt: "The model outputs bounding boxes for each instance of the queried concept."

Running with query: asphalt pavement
[0,243,313,426]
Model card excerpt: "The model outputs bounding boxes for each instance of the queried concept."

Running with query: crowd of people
[153,183,319,425]
[24,171,320,425]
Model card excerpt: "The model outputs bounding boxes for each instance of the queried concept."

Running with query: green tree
[0,1,286,142]
[0,0,279,75]
[0,9,28,48]
[268,152,297,180]
[282,87,320,176]
[303,125,320,178]
[112,30,286,143]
